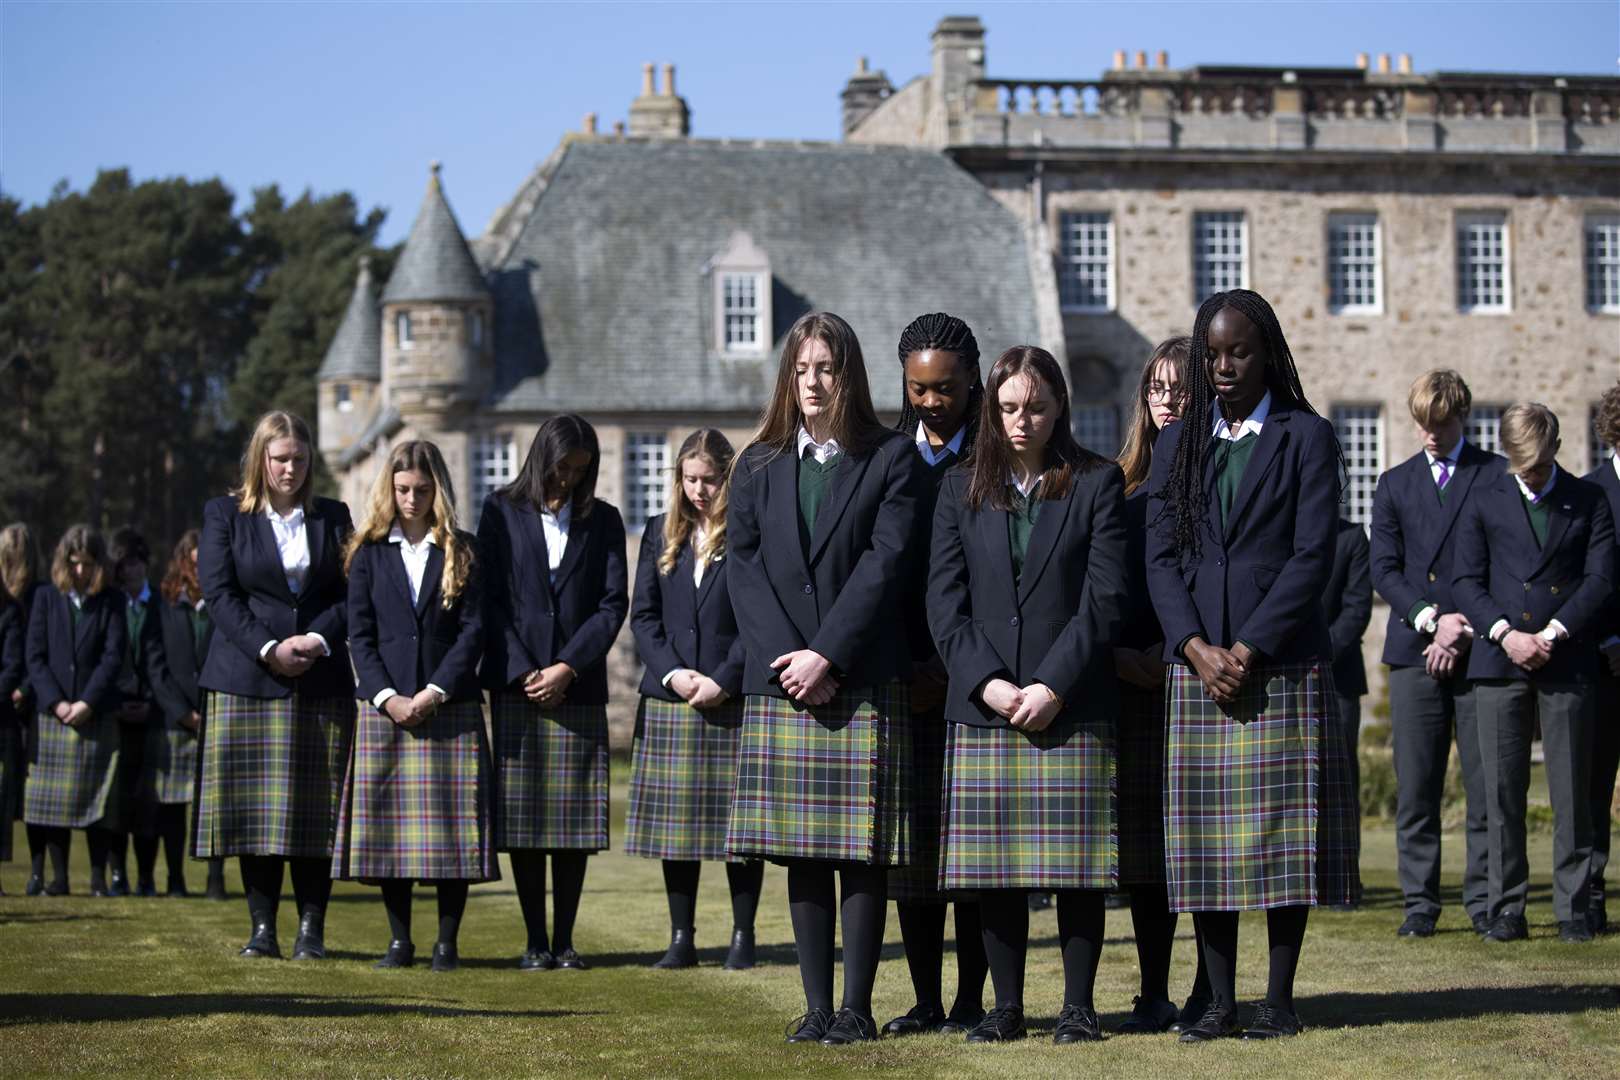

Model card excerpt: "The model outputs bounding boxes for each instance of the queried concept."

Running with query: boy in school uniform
[1582,383,1620,934]
[1454,402,1616,943]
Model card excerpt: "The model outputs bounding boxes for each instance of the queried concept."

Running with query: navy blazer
[0,601,23,706]
[1583,458,1620,647]
[727,431,925,699]
[1370,441,1506,667]
[197,495,354,700]
[929,462,1128,727]
[904,448,962,666]
[25,587,128,714]
[1322,518,1373,697]
[152,599,213,726]
[1454,466,1617,683]
[630,515,745,701]
[9,582,44,707]
[1145,401,1340,665]
[477,494,628,705]
[114,591,167,714]
[1119,489,1163,652]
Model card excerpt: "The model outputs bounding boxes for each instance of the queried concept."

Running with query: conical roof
[381,162,490,304]
[316,256,381,381]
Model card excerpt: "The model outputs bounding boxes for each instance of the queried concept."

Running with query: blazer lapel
[1530,470,1575,578]
[694,547,722,612]
[1488,473,1538,577]
[517,504,556,601]
[416,545,444,616]
[379,543,415,613]
[305,508,326,587]
[766,451,808,575]
[1016,489,1068,605]
[72,592,97,651]
[250,511,295,601]
[1223,408,1287,536]
[1430,444,1483,551]
[808,452,874,565]
[552,509,590,593]
[977,501,1018,608]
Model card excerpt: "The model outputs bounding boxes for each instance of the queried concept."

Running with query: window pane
[1465,405,1504,456]
[721,272,763,351]
[623,432,670,530]
[1193,211,1246,304]
[1329,213,1381,312]
[1072,403,1121,456]
[1457,213,1509,312]
[1586,215,1620,313]
[1332,405,1383,528]
[1059,212,1112,311]
[469,433,516,525]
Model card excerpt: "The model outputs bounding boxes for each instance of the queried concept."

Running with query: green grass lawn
[2,784,1616,1079]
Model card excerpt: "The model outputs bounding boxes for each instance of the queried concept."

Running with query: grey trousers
[1473,680,1594,923]
[1335,693,1364,894]
[1588,671,1619,895]
[1388,666,1490,920]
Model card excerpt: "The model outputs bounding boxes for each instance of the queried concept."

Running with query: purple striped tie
[1436,459,1451,490]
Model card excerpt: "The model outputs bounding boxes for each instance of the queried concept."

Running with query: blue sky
[3,1,1614,246]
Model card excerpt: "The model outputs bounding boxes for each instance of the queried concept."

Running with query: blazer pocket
[1252,565,1280,592]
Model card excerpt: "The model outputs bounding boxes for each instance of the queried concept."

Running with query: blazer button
[1550,585,1560,595]
[1428,573,1437,583]
[1009,616,1020,628]
[1522,611,1533,621]
[1523,583,1531,591]
[802,584,814,594]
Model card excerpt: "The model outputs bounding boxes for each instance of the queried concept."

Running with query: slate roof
[485,139,1040,413]
[315,257,381,381]
[382,164,491,305]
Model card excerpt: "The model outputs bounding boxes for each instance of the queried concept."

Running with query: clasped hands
[771,649,838,706]
[522,662,576,708]
[52,699,93,728]
[1501,626,1560,673]
[980,677,1062,731]
[1422,613,1474,678]
[1185,637,1255,705]
[384,687,445,729]
[265,634,326,678]
[669,669,730,710]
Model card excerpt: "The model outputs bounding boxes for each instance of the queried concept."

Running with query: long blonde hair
[658,429,733,576]
[0,523,40,605]
[344,440,474,608]
[1118,337,1190,497]
[49,524,111,597]
[235,411,315,514]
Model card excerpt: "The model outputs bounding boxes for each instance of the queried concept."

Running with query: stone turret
[841,56,894,137]
[628,62,691,138]
[315,255,381,459]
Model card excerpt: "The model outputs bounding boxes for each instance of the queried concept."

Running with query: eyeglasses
[1145,382,1180,404]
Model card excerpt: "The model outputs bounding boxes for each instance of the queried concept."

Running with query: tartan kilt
[333,699,499,882]
[0,719,20,860]
[191,692,354,859]
[1116,682,1169,887]
[23,712,121,830]
[490,693,609,852]
[625,696,746,862]
[888,708,949,901]
[1164,662,1360,911]
[725,684,911,867]
[140,724,199,807]
[940,717,1117,891]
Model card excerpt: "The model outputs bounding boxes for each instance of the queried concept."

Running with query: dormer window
[396,311,414,350]
[722,273,763,352]
[709,231,772,356]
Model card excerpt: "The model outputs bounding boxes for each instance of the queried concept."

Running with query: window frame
[1455,211,1512,315]
[395,310,414,350]
[1464,404,1505,456]
[1071,402,1122,457]
[719,271,766,356]
[1331,403,1384,530]
[1327,211,1383,316]
[1192,210,1249,306]
[1584,212,1620,315]
[1058,210,1116,314]
[622,431,672,532]
[468,431,516,525]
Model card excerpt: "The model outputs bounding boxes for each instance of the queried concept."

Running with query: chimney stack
[1355,52,1369,70]
[613,120,625,137]
[1398,53,1412,74]
[641,63,655,96]
[1377,53,1391,74]
[1134,49,1147,69]
[630,60,690,138]
[1113,49,1126,71]
[662,63,676,96]
[1155,50,1168,69]
[583,112,597,135]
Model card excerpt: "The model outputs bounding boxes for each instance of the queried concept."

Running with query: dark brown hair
[742,311,886,463]
[965,345,1103,511]
[49,524,111,597]
[499,414,600,518]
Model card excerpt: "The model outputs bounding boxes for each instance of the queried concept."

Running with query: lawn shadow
[573,941,801,970]
[0,992,594,1025]
[0,911,132,926]
[1296,983,1620,1028]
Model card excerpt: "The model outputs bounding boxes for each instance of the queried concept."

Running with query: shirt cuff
[259,639,278,660]
[661,668,689,689]
[426,683,447,701]
[1541,620,1568,643]
[1411,604,1439,635]
[373,688,397,708]
[1488,619,1511,645]
[307,632,331,657]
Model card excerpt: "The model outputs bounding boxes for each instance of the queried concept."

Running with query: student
[1145,289,1359,1042]
[0,547,25,892]
[1454,402,1615,944]
[724,311,924,1045]
[195,410,355,960]
[2,524,49,894]
[626,429,763,971]
[1583,382,1620,935]
[150,529,223,899]
[929,345,1126,1044]
[478,414,628,972]
[336,440,496,972]
[1369,369,1501,938]
[882,313,989,1037]
[1322,515,1372,909]
[110,526,166,897]
[22,525,128,896]
[1112,337,1213,1035]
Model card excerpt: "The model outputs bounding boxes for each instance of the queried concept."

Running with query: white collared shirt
[1008,470,1042,499]
[1425,437,1466,488]
[373,525,447,712]
[1513,464,1559,505]
[1211,389,1273,443]
[797,426,843,465]
[258,503,329,662]
[1612,452,1619,485]
[692,524,712,588]
[914,423,965,468]
[67,589,83,611]
[541,500,572,581]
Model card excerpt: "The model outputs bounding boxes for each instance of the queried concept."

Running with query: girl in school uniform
[151,529,225,899]
[478,414,628,972]
[23,525,128,896]
[1113,337,1215,1034]
[626,428,764,971]
[0,533,28,893]
[1145,289,1359,1041]
[724,311,925,1046]
[110,527,165,897]
[336,440,496,972]
[928,345,1127,1044]
[2,524,49,893]
[195,410,355,961]
[883,313,989,1037]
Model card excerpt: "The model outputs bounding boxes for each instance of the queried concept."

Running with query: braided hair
[894,312,984,457]
[1161,289,1343,559]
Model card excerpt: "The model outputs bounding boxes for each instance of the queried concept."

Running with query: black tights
[509,850,588,954]
[379,880,471,946]
[1194,906,1310,1012]
[660,858,765,932]
[85,826,120,886]
[238,854,334,930]
[896,900,988,1015]
[132,805,189,888]
[786,862,886,1017]
[1128,885,1212,1003]
[980,889,1106,1010]
[27,825,70,887]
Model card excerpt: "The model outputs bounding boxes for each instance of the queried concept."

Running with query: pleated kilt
[23,712,121,830]
[725,683,911,866]
[940,717,1117,892]
[1116,682,1169,887]
[191,691,354,859]
[625,696,746,862]
[490,693,609,852]
[0,718,20,860]
[333,699,499,882]
[888,708,949,902]
[140,725,199,807]
[1164,662,1360,912]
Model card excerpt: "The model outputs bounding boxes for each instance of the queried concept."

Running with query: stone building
[317,19,1619,726]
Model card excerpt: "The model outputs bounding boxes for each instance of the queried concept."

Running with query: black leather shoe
[1242,1003,1304,1040]
[819,1008,878,1045]
[1178,1001,1241,1043]
[431,942,460,972]
[89,877,109,898]
[1053,1004,1103,1044]
[1558,919,1594,943]
[1169,993,1211,1034]
[785,1009,833,1043]
[882,1002,946,1037]
[652,928,698,969]
[1588,892,1607,935]
[108,870,130,897]
[1116,995,1179,1034]
[964,1005,1026,1043]
[1471,911,1492,936]
[44,879,69,897]
[555,947,589,970]
[940,1005,985,1034]
[25,874,44,897]
[135,879,158,898]
[518,948,556,971]
[239,923,282,959]
[374,940,415,969]
[291,912,327,960]
[1027,891,1053,912]
[722,928,756,970]
[1397,913,1437,937]
[165,880,190,898]
[1483,914,1529,942]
